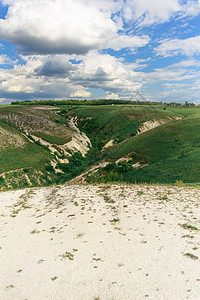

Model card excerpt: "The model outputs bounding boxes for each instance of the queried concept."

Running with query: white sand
[0,184,200,300]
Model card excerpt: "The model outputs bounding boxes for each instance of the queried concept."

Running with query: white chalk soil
[0,184,200,300]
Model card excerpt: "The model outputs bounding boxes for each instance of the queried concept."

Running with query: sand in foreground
[0,184,200,300]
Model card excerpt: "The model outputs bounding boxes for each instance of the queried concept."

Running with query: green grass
[0,142,52,173]
[68,105,178,144]
[33,132,71,144]
[158,106,200,118]
[1,103,200,188]
[81,106,200,184]
[137,191,144,196]
[105,114,200,161]
[0,116,53,173]
[182,224,199,230]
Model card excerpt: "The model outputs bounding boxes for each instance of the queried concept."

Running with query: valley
[0,101,200,190]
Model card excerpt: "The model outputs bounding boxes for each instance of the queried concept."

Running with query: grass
[110,218,120,224]
[137,191,144,196]
[31,229,39,234]
[60,251,74,260]
[0,104,73,189]
[68,105,178,144]
[0,142,52,173]
[33,132,71,144]
[66,104,200,184]
[1,103,200,189]
[182,224,199,230]
[160,195,168,200]
[184,253,198,260]
[105,114,200,162]
[182,235,194,239]
[102,113,200,184]
[103,194,115,203]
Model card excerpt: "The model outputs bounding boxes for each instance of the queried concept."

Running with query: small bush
[182,224,198,230]
[45,165,54,172]
[137,191,144,196]
[0,176,5,183]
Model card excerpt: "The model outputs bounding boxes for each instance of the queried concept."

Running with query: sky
[0,0,200,104]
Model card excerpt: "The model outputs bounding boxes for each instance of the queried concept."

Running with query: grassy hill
[102,114,200,183]
[0,102,200,190]
[66,105,200,184]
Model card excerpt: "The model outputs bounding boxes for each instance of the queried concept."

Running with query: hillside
[0,103,200,190]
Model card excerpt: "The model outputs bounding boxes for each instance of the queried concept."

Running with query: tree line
[10,99,190,106]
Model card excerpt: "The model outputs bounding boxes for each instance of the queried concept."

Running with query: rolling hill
[0,102,200,190]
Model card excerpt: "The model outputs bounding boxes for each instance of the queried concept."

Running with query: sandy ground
[0,184,200,300]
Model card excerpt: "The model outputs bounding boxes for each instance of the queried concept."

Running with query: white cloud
[0,0,148,55]
[182,0,200,17]
[1,53,200,103]
[122,0,200,26]
[70,90,91,98]
[0,54,11,65]
[106,35,149,51]
[0,97,8,103]
[0,0,199,103]
[140,58,200,102]
[144,59,200,85]
[70,51,144,93]
[0,52,144,100]
[35,55,76,77]
[157,82,200,103]
[155,36,200,57]
[122,0,182,26]
[105,92,119,99]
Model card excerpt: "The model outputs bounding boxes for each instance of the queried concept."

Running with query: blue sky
[0,0,200,104]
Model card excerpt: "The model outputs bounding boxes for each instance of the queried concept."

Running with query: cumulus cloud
[0,0,148,55]
[70,51,144,94]
[35,55,76,77]
[70,90,91,98]
[155,36,200,57]
[0,51,144,100]
[0,0,200,103]
[105,92,119,99]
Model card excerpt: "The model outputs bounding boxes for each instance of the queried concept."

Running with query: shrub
[0,176,5,184]
[45,165,54,173]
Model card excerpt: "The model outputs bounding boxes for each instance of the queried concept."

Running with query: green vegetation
[11,99,165,106]
[33,132,71,144]
[182,224,199,230]
[66,105,174,143]
[0,141,52,173]
[110,218,120,224]
[99,113,200,184]
[0,117,53,175]
[1,102,200,190]
[137,191,144,196]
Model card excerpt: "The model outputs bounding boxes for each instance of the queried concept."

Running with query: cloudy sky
[0,0,200,104]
